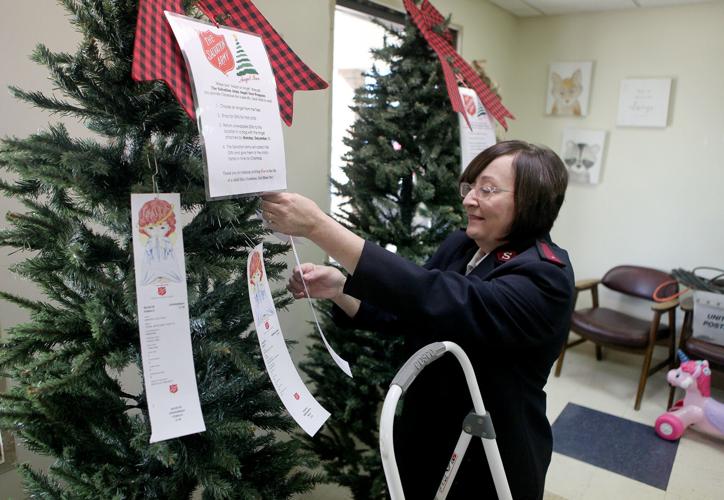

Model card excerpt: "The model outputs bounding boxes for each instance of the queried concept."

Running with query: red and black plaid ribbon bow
[132,0,192,118]
[131,0,328,126]
[403,0,514,130]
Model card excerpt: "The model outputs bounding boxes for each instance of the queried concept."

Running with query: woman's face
[462,154,516,252]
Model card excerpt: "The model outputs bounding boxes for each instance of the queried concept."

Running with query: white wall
[506,3,724,313]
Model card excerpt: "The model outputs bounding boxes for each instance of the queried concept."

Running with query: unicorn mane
[680,360,711,397]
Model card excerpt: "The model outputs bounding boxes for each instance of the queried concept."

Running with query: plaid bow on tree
[131,0,328,126]
[403,0,514,130]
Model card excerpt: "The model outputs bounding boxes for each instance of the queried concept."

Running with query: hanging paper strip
[247,243,330,436]
[131,193,206,443]
[402,0,514,130]
[289,237,352,378]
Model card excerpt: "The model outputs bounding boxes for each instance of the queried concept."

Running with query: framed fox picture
[546,61,594,117]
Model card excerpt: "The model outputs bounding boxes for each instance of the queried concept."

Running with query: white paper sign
[458,87,496,170]
[247,244,330,436]
[131,193,206,443]
[289,237,352,378]
[617,78,672,128]
[693,290,724,347]
[165,12,287,199]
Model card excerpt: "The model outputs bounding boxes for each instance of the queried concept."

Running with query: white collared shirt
[465,248,488,275]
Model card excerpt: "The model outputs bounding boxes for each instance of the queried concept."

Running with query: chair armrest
[651,299,678,312]
[575,278,600,291]
[575,278,600,308]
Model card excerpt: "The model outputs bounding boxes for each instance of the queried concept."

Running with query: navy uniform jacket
[332,229,575,499]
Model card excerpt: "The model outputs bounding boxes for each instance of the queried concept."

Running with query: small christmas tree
[234,37,259,77]
[0,1,316,498]
[300,15,464,499]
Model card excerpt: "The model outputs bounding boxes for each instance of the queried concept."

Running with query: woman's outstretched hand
[287,263,346,300]
[262,191,365,275]
[261,192,326,238]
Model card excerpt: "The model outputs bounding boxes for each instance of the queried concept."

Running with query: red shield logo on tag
[169,384,178,394]
[198,30,234,74]
[463,93,476,116]
[157,287,166,296]
[293,392,300,400]
[264,321,270,329]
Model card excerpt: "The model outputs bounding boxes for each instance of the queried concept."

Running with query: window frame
[335,0,460,48]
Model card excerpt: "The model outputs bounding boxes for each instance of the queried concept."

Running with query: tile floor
[545,341,724,500]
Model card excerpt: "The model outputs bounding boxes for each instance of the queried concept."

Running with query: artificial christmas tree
[300,15,465,499]
[0,1,316,498]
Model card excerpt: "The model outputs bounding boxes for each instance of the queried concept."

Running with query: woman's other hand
[287,263,346,300]
[261,192,326,238]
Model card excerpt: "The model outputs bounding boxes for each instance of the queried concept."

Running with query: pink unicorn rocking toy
[655,350,724,441]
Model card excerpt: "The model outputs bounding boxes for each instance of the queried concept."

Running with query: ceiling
[488,0,719,17]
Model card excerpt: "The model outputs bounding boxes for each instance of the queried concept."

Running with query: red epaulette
[536,240,566,267]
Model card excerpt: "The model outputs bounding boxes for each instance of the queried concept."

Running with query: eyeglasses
[459,182,513,199]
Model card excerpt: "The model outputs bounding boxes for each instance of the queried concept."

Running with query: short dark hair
[459,140,568,245]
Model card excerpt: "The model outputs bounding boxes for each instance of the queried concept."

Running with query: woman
[261,140,575,499]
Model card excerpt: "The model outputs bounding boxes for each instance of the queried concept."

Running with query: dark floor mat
[552,403,679,490]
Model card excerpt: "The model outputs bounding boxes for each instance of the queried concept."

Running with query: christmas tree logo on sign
[234,36,259,79]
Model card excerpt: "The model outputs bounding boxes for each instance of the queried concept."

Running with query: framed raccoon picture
[546,61,594,117]
[560,128,607,185]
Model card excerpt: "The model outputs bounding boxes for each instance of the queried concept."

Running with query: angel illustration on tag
[138,198,183,285]
[248,249,275,327]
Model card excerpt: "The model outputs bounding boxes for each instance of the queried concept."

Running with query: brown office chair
[554,265,678,410]
[668,295,724,407]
